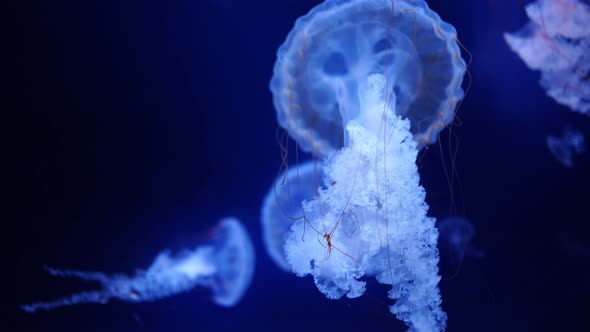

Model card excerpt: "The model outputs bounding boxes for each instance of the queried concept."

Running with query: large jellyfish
[267,1,466,331]
[504,0,590,114]
[21,217,254,313]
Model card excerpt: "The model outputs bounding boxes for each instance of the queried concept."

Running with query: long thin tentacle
[43,265,110,283]
[21,291,110,313]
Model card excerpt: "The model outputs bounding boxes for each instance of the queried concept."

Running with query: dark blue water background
[10,1,590,331]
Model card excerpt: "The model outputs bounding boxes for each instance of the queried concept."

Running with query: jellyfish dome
[261,161,322,271]
[270,0,467,156]
[21,217,254,312]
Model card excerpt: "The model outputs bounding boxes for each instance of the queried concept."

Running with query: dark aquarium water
[10,0,589,331]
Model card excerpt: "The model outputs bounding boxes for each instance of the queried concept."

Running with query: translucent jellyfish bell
[21,217,254,312]
[208,217,256,307]
[261,161,322,271]
[270,0,467,156]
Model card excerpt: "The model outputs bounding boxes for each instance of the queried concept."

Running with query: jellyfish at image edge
[504,0,590,114]
[21,217,255,313]
[546,126,585,167]
[267,1,466,331]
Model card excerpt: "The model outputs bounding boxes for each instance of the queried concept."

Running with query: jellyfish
[504,0,590,114]
[267,1,466,331]
[436,217,483,276]
[21,217,254,313]
[546,126,585,167]
[270,0,466,156]
[261,160,322,271]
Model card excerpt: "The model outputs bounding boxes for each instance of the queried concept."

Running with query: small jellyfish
[261,161,322,272]
[546,126,585,167]
[21,217,254,313]
[270,0,467,156]
[437,217,483,276]
[504,0,590,114]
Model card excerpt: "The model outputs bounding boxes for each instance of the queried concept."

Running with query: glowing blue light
[21,217,254,312]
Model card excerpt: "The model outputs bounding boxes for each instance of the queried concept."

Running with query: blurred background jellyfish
[21,217,254,313]
[268,0,466,331]
[547,126,585,167]
[261,160,322,272]
[436,217,483,277]
[504,0,590,114]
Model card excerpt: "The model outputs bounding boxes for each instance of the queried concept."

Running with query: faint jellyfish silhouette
[437,217,483,277]
[546,126,585,167]
[261,161,322,271]
[268,1,467,330]
[21,217,254,312]
[504,0,590,114]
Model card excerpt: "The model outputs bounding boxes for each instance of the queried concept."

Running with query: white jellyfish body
[281,74,446,331]
[267,1,467,331]
[21,217,254,312]
[267,1,466,331]
[504,0,590,114]
[546,126,585,167]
